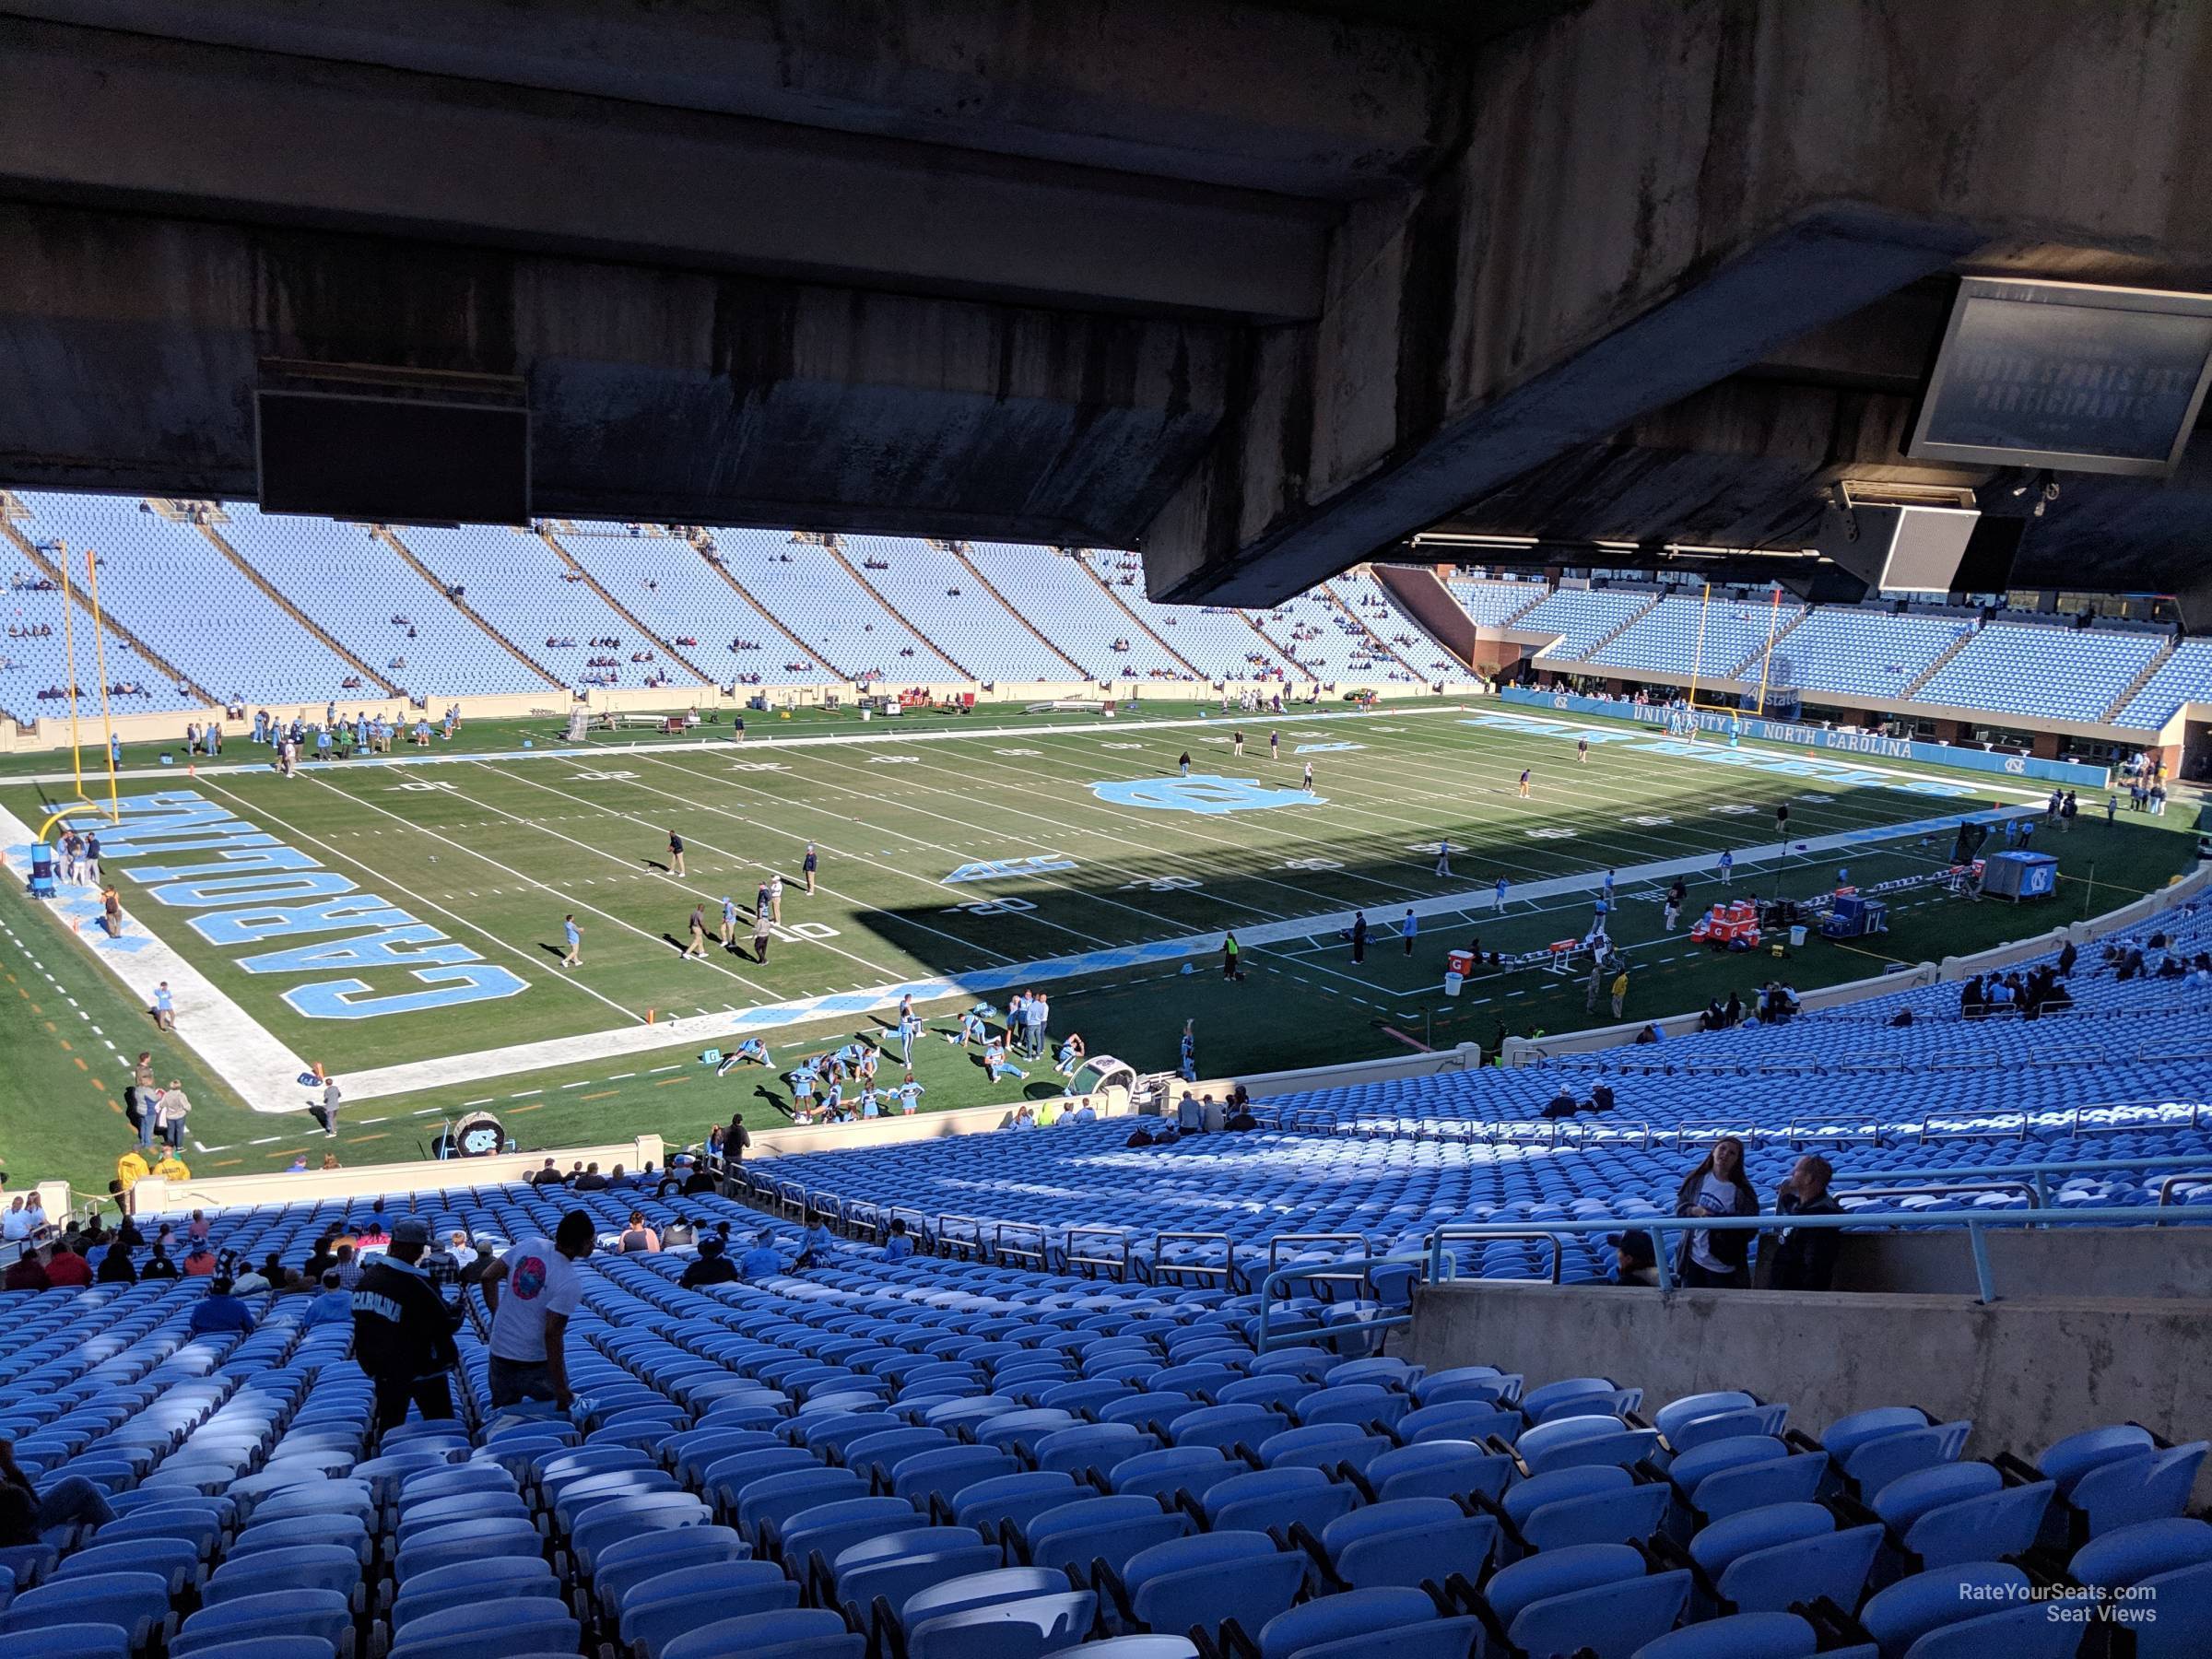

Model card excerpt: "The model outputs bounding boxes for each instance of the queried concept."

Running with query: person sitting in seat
[1543,1086,1579,1120]
[1768,1155,1844,1292]
[677,1236,739,1288]
[882,1218,914,1263]
[739,1230,786,1279]
[1613,1229,1660,1288]
[303,1268,352,1326]
[0,1435,112,1545]
[1175,1091,1205,1135]
[1584,1081,1617,1113]
[188,1276,258,1336]
[618,1211,660,1253]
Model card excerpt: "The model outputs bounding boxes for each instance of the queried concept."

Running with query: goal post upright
[82,541,120,822]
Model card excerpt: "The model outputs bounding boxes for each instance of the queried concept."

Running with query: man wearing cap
[423,1230,466,1304]
[352,1217,465,1434]
[677,1235,739,1288]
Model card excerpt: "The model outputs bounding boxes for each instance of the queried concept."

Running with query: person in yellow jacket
[116,1147,151,1192]
[1610,969,1630,1021]
[152,1151,191,1182]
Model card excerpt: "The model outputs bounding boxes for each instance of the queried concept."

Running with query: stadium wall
[0,677,1454,753]
[1499,687,2115,786]
[1409,1278,2212,1501]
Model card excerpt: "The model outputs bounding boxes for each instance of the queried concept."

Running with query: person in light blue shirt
[109,734,122,768]
[1718,849,1735,887]
[882,1218,914,1262]
[1494,876,1509,908]
[859,1088,880,1119]
[303,1269,352,1327]
[739,1231,785,1279]
[895,1075,924,1115]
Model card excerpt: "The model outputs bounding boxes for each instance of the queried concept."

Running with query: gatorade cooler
[1446,949,1477,977]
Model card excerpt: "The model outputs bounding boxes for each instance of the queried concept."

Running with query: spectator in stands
[2057,939,2078,977]
[1613,1228,1660,1288]
[662,1215,698,1249]
[186,1208,211,1242]
[480,1209,594,1409]
[1769,1156,1844,1292]
[1543,1085,1580,1120]
[95,1240,135,1284]
[353,1218,463,1434]
[1959,975,1986,1019]
[303,1269,352,1326]
[739,1229,786,1279]
[422,1231,465,1300]
[141,1241,181,1280]
[182,1240,218,1277]
[43,1236,90,1288]
[1175,1091,1205,1134]
[459,1239,498,1288]
[678,1236,739,1288]
[574,1162,609,1192]
[681,1158,718,1197]
[3,1246,48,1291]
[0,1435,112,1544]
[187,1276,257,1336]
[1674,1137,1760,1288]
[618,1211,661,1253]
[883,1218,915,1262]
[332,1241,369,1289]
[529,1158,567,1187]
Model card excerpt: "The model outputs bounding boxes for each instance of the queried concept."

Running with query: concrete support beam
[1147,0,2212,604]
[0,16,1331,321]
[18,0,1466,200]
[0,205,1231,545]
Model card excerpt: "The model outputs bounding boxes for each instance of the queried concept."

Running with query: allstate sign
[1090,775,1317,814]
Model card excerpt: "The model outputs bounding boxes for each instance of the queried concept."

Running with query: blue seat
[907,1590,1097,1659]
[391,1556,559,1628]
[1688,1502,1881,1616]
[1628,1610,1819,1659]
[1320,1497,1499,1592]
[1026,1494,1190,1576]
[1522,1477,1675,1552]
[1034,1424,1157,1478]
[618,1561,798,1659]
[1365,1440,1512,1505]
[1109,1447,1234,1505]
[1517,1414,1660,1477]
[891,1447,1019,1509]
[2066,1442,2208,1539]
[1252,1585,1453,1659]
[0,1623,131,1659]
[1857,1561,2032,1658]
[1205,1466,1357,1538]
[1119,1531,1304,1645]
[170,1591,354,1659]
[0,1570,171,1652]
[53,1537,202,1598]
[953,1472,1082,1538]
[204,1544,364,1608]
[783,1498,926,1574]
[661,1606,865,1659]
[386,1598,580,1659]
[592,1525,753,1619]
[1043,1641,1195,1659]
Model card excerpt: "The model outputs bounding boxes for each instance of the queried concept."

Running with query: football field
[0,698,2192,1191]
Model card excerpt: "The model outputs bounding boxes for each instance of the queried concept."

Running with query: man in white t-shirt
[478,1209,594,1408]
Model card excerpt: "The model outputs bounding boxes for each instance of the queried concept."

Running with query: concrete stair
[1321,575,1429,677]
[1901,624,1982,698]
[1238,607,1322,682]
[1075,556,1206,677]
[825,541,971,678]
[2,517,218,706]
[376,529,566,690]
[696,547,853,679]
[1725,605,1808,680]
[1559,592,1661,663]
[195,518,402,696]
[538,529,712,686]
[948,545,1090,678]
[2102,639,2175,724]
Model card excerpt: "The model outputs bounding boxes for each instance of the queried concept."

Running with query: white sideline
[0,803,312,1110]
[328,805,2031,1103]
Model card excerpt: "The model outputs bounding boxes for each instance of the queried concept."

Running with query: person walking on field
[1178,750,1192,778]
[667,830,687,877]
[1350,911,1368,964]
[1269,731,1279,761]
[560,914,582,968]
[1577,736,1589,765]
[1402,909,1418,957]
[802,842,818,895]
[1610,967,1630,1020]
[1232,731,1244,757]
[1222,932,1241,980]
[1518,768,1532,798]
[1434,840,1452,877]
[751,905,772,964]
[718,896,738,949]
[684,904,710,960]
[768,873,784,924]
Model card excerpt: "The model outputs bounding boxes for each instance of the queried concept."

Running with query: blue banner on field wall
[1496,688,2111,789]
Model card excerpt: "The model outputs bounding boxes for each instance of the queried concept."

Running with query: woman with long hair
[1674,1136,1760,1288]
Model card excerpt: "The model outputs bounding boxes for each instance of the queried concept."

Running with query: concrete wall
[1833,1225,2212,1301]
[126,1134,666,1215]
[1408,1278,2212,1486]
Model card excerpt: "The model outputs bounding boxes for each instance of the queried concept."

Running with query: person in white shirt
[478,1210,594,1408]
[1673,1137,1759,1288]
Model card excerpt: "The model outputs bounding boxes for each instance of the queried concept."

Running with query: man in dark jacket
[1768,1155,1845,1291]
[352,1217,464,1434]
[677,1236,741,1289]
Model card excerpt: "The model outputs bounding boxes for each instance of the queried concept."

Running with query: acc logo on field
[869,755,920,765]
[1526,826,1577,839]
[1101,741,1145,750]
[994,747,1042,757]
[1090,775,1316,815]
[1294,741,1363,754]
[1283,856,1344,871]
[726,760,789,772]
[571,770,637,782]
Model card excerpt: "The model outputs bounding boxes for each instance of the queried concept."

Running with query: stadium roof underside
[3,0,2211,620]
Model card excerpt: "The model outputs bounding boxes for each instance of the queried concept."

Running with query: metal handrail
[1254,1250,1453,1353]
[1149,1230,1233,1288]
[1418,1204,2202,1304]
[994,1222,1048,1270]
[1426,1225,1566,1285]
[1065,1227,1133,1281]
[1265,1232,1377,1302]
[935,1212,993,1260]
[2155,1172,2212,1209]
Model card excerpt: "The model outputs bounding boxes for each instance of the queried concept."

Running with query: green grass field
[0,696,2193,1195]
